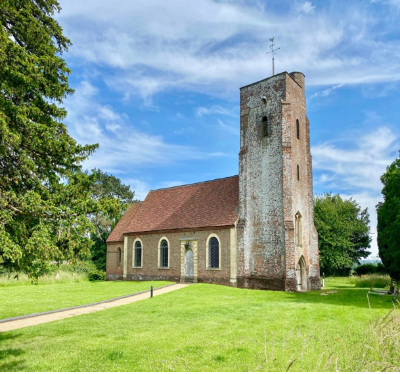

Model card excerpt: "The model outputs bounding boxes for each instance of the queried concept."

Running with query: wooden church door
[185,249,194,278]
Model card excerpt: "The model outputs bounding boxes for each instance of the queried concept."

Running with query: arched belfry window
[160,239,169,268]
[296,119,300,140]
[134,240,142,267]
[209,237,220,268]
[262,116,269,138]
[295,212,302,247]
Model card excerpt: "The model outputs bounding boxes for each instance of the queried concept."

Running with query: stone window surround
[157,236,170,270]
[132,238,143,268]
[206,233,222,271]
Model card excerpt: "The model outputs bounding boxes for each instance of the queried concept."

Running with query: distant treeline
[353,263,387,276]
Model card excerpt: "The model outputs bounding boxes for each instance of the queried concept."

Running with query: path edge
[0,282,177,324]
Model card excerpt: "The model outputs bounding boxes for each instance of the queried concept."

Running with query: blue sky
[56,0,400,257]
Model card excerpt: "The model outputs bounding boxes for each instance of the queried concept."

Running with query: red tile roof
[106,202,142,242]
[106,176,239,240]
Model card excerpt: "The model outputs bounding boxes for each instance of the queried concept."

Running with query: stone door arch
[296,256,307,291]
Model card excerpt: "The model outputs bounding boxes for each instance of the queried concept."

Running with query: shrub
[376,263,387,274]
[59,260,97,274]
[351,274,391,288]
[88,270,106,281]
[354,263,375,275]
[354,263,387,275]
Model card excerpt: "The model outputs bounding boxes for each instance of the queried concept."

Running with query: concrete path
[0,283,190,332]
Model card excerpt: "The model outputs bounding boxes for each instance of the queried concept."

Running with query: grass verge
[0,281,172,320]
[0,278,398,371]
[349,274,392,288]
[0,271,88,287]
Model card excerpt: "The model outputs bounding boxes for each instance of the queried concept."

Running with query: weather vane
[266,37,280,76]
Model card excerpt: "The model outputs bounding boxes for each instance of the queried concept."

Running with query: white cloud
[158,181,186,189]
[98,106,120,121]
[120,178,149,201]
[298,1,316,14]
[313,126,397,190]
[217,119,240,136]
[371,0,400,7]
[312,121,400,257]
[196,105,235,117]
[56,0,400,101]
[64,81,223,172]
[310,84,343,99]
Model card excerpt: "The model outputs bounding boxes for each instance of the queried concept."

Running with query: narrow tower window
[295,212,302,247]
[296,119,300,140]
[262,116,269,138]
[297,165,300,181]
[118,248,122,264]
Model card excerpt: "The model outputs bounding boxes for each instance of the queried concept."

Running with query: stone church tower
[236,72,320,291]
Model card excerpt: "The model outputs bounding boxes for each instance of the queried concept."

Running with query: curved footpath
[0,283,190,332]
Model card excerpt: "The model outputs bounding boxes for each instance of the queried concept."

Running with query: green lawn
[0,278,398,372]
[0,281,172,320]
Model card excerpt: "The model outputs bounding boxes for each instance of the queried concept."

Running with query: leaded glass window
[209,237,220,268]
[160,239,168,268]
[134,241,142,267]
[118,248,122,264]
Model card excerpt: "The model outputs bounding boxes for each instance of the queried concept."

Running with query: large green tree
[0,1,122,280]
[314,193,371,276]
[377,154,400,281]
[90,169,135,270]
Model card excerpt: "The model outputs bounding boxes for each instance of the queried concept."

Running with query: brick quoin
[106,71,320,292]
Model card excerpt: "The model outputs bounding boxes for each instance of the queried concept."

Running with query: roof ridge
[149,175,239,192]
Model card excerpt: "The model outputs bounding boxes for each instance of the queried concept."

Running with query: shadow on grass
[0,332,26,371]
[181,283,394,312]
[284,288,394,310]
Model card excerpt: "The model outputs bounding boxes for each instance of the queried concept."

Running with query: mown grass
[0,280,172,320]
[0,278,398,372]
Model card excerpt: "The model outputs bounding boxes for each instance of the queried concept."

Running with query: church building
[106,71,320,291]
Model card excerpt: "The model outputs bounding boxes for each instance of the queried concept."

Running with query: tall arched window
[296,119,300,140]
[134,240,142,267]
[118,248,122,264]
[209,237,220,268]
[295,212,302,247]
[262,116,269,138]
[160,239,169,268]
